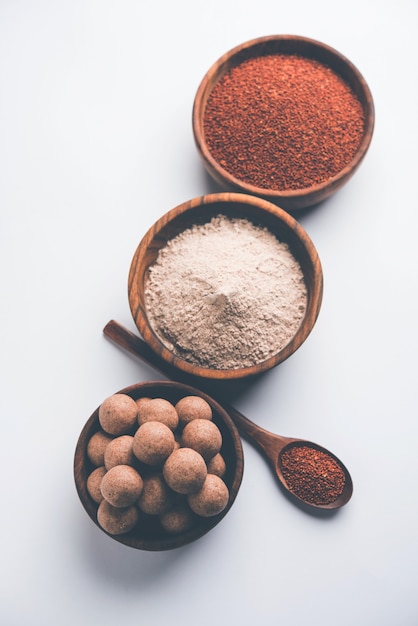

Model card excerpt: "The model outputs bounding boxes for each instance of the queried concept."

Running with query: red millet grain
[203,54,365,191]
[280,444,346,505]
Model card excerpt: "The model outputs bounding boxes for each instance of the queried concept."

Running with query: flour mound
[144,215,307,370]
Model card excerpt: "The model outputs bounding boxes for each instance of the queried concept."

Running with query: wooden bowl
[193,35,375,212]
[74,380,244,551]
[128,192,323,380]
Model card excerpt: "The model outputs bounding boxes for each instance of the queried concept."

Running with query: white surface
[1,1,417,625]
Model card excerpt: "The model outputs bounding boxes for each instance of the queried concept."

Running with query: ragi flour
[144,214,307,370]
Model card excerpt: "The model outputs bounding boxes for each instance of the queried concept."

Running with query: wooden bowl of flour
[128,192,323,381]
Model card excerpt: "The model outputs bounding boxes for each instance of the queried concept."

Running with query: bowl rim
[128,192,323,380]
[74,379,244,551]
[192,34,375,210]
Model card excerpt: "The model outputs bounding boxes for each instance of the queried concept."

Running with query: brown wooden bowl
[193,35,375,212]
[74,380,244,551]
[128,192,323,380]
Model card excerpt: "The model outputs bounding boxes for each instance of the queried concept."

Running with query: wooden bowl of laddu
[74,380,244,551]
[193,35,375,212]
[128,192,323,381]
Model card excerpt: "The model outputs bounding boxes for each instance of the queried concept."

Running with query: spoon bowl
[225,404,353,510]
[103,320,353,510]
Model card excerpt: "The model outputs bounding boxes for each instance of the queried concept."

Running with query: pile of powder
[144,214,307,370]
[203,54,365,191]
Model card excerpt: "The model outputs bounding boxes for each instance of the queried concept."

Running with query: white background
[1,1,417,625]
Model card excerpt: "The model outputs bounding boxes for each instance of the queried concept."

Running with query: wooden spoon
[103,320,353,510]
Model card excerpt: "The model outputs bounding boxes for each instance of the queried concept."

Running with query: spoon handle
[104,320,205,388]
[104,319,169,377]
[224,404,289,466]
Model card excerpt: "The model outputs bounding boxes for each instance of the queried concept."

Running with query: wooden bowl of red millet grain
[128,192,323,381]
[193,35,375,212]
[74,380,244,551]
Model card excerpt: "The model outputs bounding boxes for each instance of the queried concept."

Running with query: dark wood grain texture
[128,192,324,381]
[192,35,375,211]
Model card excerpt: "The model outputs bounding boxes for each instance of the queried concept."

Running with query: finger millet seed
[188,474,229,517]
[100,464,144,508]
[163,447,208,494]
[87,466,107,504]
[87,430,113,466]
[203,53,365,191]
[132,421,175,466]
[104,435,135,470]
[99,393,138,435]
[137,397,179,430]
[97,499,139,535]
[280,445,346,505]
[181,418,222,461]
[175,395,213,427]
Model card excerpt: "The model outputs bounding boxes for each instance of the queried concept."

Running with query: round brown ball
[87,466,106,504]
[137,473,175,515]
[100,464,143,508]
[188,474,229,517]
[163,448,207,494]
[87,430,113,466]
[181,419,222,461]
[135,396,151,409]
[159,502,196,534]
[175,395,212,427]
[206,453,226,478]
[97,499,139,535]
[99,393,138,435]
[132,421,175,466]
[137,398,179,430]
[104,435,135,470]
